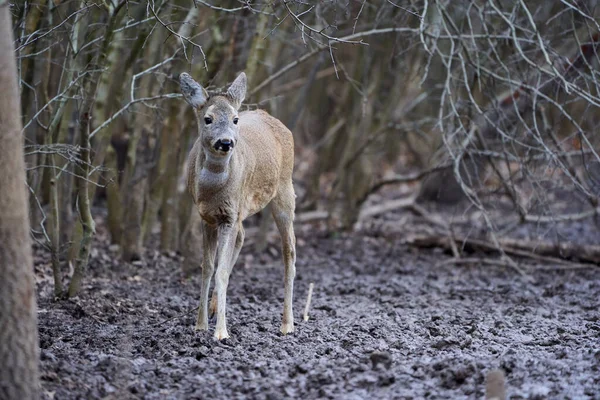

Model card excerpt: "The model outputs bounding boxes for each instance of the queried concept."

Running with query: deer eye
[204,116,213,125]
[233,117,239,125]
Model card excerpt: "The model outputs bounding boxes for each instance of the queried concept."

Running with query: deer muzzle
[214,138,234,153]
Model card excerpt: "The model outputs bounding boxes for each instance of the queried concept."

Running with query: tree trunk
[105,147,122,244]
[67,2,124,265]
[121,17,169,260]
[180,204,202,277]
[159,105,183,252]
[66,100,96,297]
[0,5,40,398]
[244,2,272,88]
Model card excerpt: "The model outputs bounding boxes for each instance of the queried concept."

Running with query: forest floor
[36,200,600,399]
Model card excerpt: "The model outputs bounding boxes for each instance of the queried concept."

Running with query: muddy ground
[36,206,600,399]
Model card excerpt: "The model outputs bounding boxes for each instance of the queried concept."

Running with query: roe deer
[179,72,296,340]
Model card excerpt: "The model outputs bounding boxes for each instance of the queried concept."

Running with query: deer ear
[179,73,208,109]
[227,72,247,110]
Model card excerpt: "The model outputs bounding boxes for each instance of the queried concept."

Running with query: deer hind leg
[213,222,240,340]
[196,221,217,331]
[271,185,297,335]
[209,225,245,317]
[209,292,217,319]
[231,224,246,269]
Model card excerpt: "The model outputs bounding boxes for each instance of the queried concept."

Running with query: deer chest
[197,201,234,226]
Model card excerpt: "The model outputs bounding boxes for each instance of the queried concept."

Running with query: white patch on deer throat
[199,168,228,187]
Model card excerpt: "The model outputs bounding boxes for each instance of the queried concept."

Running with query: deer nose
[214,138,234,152]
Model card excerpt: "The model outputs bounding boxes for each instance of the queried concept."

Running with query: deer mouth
[214,138,234,153]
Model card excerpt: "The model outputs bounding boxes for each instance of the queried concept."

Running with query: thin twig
[303,283,314,322]
[152,306,199,327]
[250,27,418,96]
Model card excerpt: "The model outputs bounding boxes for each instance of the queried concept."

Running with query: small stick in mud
[152,306,199,328]
[485,369,506,400]
[303,282,314,322]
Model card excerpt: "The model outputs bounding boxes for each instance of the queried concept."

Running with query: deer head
[179,72,247,157]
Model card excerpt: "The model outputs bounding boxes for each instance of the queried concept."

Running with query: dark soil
[36,211,600,399]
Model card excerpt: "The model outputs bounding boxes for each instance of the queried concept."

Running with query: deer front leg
[196,222,217,331]
[208,225,245,318]
[213,223,239,340]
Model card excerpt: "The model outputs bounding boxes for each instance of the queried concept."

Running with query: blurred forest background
[12,0,600,298]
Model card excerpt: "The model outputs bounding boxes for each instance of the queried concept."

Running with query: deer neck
[198,149,233,189]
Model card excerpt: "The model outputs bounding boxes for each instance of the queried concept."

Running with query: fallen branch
[497,237,600,265]
[407,203,460,258]
[292,197,416,225]
[296,210,329,223]
[402,233,600,266]
[521,207,600,223]
[436,257,516,268]
[357,197,416,220]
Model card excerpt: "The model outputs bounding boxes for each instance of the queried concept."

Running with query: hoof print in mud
[370,351,392,370]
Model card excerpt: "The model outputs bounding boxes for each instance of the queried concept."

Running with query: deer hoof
[280,322,295,335]
[195,321,208,332]
[213,328,230,341]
